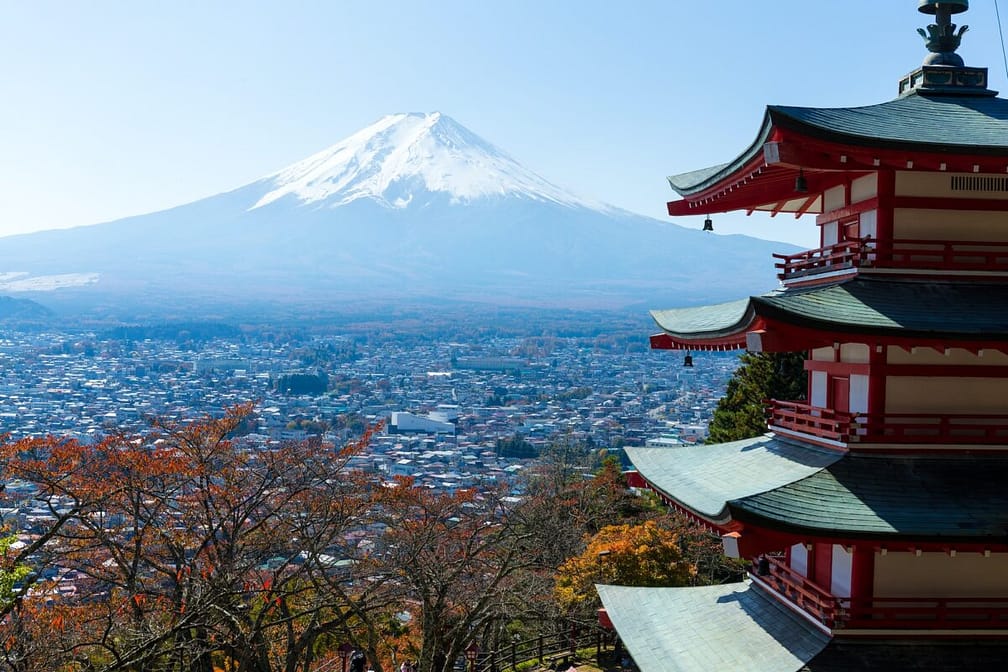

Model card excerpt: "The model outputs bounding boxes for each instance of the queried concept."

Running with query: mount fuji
[0,112,794,318]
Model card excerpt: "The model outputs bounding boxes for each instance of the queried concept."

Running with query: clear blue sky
[2,1,1006,247]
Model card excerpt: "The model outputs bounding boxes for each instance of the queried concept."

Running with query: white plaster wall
[811,371,827,408]
[840,343,870,364]
[895,172,1008,200]
[790,543,808,578]
[893,208,1008,241]
[823,185,846,213]
[812,347,835,362]
[875,552,1008,598]
[851,174,878,203]
[850,374,869,414]
[886,377,1008,413]
[860,209,878,239]
[822,221,839,247]
[831,545,853,598]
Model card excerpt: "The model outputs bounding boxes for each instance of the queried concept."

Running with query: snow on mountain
[0,111,797,317]
[251,112,606,212]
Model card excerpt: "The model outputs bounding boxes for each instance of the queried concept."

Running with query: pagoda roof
[596,582,830,672]
[597,579,1008,672]
[667,91,1008,216]
[627,439,1008,540]
[624,437,843,524]
[770,93,1008,156]
[651,278,1008,351]
[733,453,1008,540]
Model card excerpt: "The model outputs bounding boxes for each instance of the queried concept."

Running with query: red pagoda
[597,2,1008,669]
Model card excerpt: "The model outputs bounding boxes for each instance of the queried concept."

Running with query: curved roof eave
[752,279,1008,340]
[650,298,756,341]
[768,93,1008,157]
[729,454,1008,540]
[624,438,842,525]
[666,93,1008,198]
[597,583,830,672]
[651,279,1008,345]
[667,110,775,196]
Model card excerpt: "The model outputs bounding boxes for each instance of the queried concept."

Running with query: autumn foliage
[554,520,694,613]
[0,404,738,672]
[0,404,379,672]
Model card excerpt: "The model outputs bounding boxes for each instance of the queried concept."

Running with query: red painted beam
[892,196,1008,212]
[649,332,748,352]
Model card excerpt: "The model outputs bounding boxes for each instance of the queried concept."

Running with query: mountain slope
[252,111,598,211]
[0,112,796,317]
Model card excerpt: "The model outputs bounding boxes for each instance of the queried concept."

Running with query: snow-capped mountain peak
[251,112,600,211]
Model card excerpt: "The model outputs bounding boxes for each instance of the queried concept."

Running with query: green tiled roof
[668,92,1008,195]
[649,299,753,340]
[754,279,1008,338]
[630,438,1008,538]
[597,582,830,672]
[771,93,1008,155]
[667,162,733,193]
[651,278,1008,342]
[625,438,842,523]
[732,454,1008,539]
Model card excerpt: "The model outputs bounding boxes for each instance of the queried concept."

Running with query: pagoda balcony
[768,401,1008,447]
[775,237,1008,283]
[774,240,868,282]
[750,556,845,628]
[851,412,1008,445]
[766,400,857,443]
[752,557,1008,631]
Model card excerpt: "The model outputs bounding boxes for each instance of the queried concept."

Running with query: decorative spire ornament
[917,0,970,66]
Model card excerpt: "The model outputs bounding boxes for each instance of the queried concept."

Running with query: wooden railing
[775,237,1008,281]
[474,624,611,672]
[774,240,867,280]
[851,412,1008,444]
[766,400,857,443]
[751,556,843,627]
[843,597,1008,629]
[875,239,1008,273]
[768,401,1008,446]
[753,557,1008,631]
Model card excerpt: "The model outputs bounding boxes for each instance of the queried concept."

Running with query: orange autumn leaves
[0,404,381,672]
[554,520,695,612]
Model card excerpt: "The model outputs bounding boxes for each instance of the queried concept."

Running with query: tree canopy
[0,404,379,672]
[0,403,746,672]
[0,408,644,672]
[554,520,694,613]
[707,351,807,443]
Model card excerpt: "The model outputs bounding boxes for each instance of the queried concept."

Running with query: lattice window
[950,175,1008,192]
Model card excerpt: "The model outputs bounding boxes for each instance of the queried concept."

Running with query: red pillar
[848,545,876,623]
[875,169,896,261]
[868,344,887,432]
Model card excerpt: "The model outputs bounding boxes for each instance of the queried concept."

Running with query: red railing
[851,412,1008,444]
[843,597,1008,629]
[753,557,1008,630]
[751,556,843,627]
[774,240,867,280]
[767,400,857,443]
[768,401,1008,446]
[775,237,1008,281]
[875,239,1008,273]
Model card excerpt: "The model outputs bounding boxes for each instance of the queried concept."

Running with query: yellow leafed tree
[554,520,695,613]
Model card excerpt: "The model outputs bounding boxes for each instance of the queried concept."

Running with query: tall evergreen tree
[707,351,807,443]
